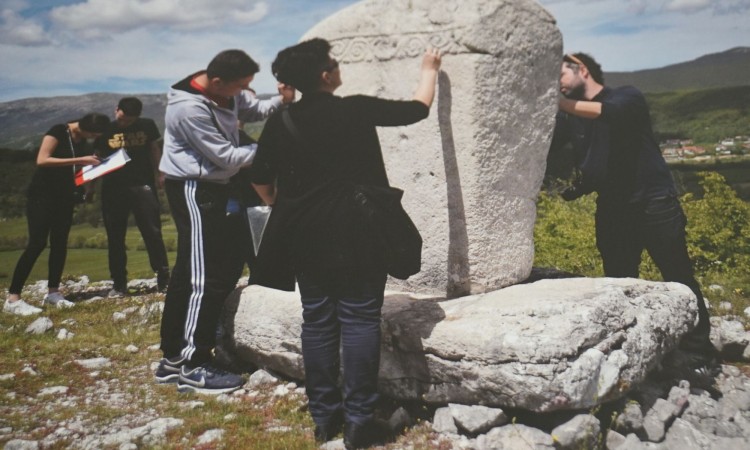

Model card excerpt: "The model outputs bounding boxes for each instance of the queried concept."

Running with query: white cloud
[664,0,750,13]
[0,4,51,46]
[49,0,269,36]
[664,0,711,13]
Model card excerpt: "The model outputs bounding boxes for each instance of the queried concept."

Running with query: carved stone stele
[301,0,562,296]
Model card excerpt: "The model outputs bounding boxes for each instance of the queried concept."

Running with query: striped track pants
[160,179,244,365]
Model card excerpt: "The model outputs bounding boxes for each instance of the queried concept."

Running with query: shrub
[683,172,750,282]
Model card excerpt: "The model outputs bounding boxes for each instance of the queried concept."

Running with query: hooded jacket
[160,71,283,183]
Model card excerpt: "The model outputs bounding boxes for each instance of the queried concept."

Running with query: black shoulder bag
[280,108,422,280]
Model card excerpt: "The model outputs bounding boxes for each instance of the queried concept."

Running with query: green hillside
[607,47,750,93]
[645,85,750,143]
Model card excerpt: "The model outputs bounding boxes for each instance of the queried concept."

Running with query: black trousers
[160,179,244,366]
[595,196,710,336]
[101,184,169,289]
[10,195,74,294]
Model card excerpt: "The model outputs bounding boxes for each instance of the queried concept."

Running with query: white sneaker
[107,289,126,299]
[43,292,74,308]
[3,299,42,316]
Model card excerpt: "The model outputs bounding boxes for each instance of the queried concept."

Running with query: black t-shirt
[27,124,93,200]
[95,118,160,187]
[249,92,429,289]
[550,86,676,204]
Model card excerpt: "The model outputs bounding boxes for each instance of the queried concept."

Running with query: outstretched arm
[558,98,602,119]
[412,48,442,108]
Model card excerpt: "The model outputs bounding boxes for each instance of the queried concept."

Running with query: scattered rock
[38,386,68,396]
[0,373,16,381]
[710,317,749,360]
[448,403,508,435]
[74,357,111,370]
[125,345,139,353]
[476,424,555,450]
[196,429,224,445]
[246,369,278,388]
[388,407,412,434]
[3,439,40,450]
[56,328,74,340]
[20,365,39,376]
[25,317,53,335]
[550,414,600,450]
[432,407,459,435]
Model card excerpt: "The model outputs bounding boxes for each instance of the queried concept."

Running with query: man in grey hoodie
[155,49,294,393]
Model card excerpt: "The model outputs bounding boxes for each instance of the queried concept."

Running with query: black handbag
[280,108,422,280]
[352,184,422,279]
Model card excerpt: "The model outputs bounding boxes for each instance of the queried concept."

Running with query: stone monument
[301,0,562,296]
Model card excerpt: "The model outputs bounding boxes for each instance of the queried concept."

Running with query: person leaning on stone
[154,49,294,394]
[94,97,170,298]
[4,113,107,315]
[549,52,715,361]
[249,38,441,449]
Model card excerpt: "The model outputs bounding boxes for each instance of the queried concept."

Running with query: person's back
[249,37,441,449]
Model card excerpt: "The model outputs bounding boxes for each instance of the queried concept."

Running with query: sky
[0,0,748,102]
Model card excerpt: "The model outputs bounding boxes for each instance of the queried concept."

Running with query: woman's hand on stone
[422,48,442,72]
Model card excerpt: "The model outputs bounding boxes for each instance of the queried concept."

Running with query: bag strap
[281,107,303,145]
[66,126,78,179]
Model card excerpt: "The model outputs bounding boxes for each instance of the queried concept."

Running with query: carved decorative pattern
[329,29,469,63]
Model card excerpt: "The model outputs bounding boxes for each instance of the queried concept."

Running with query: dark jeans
[160,180,244,366]
[10,195,74,293]
[297,271,387,429]
[595,196,710,336]
[102,184,169,289]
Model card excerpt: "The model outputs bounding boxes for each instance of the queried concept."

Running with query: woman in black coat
[250,38,440,449]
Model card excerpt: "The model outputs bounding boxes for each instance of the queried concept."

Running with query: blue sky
[0,0,748,102]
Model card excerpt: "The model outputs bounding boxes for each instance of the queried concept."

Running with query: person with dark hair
[550,52,715,360]
[3,113,106,315]
[154,49,294,394]
[94,97,171,298]
[249,38,441,448]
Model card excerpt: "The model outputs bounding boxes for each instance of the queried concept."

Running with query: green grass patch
[0,216,178,286]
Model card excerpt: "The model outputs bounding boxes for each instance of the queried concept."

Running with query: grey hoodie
[159,72,283,183]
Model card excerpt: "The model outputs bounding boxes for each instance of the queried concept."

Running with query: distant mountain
[606,47,750,93]
[0,93,167,150]
[1,47,748,149]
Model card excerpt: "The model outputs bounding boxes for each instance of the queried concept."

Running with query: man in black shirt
[550,53,714,359]
[95,97,170,296]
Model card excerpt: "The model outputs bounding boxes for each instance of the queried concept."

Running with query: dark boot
[314,410,343,444]
[343,419,393,450]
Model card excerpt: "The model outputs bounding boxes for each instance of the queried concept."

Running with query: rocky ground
[1,277,749,449]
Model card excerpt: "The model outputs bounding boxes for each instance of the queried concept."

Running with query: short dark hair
[77,113,110,134]
[564,52,604,85]
[272,38,332,94]
[117,97,142,117]
[207,49,260,81]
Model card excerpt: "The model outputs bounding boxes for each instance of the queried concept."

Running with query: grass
[0,288,323,448]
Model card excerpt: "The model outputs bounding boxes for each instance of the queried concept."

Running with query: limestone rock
[448,403,508,435]
[709,317,749,361]
[432,407,459,434]
[550,414,600,449]
[301,0,562,296]
[476,424,554,450]
[223,278,698,412]
[25,317,53,335]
